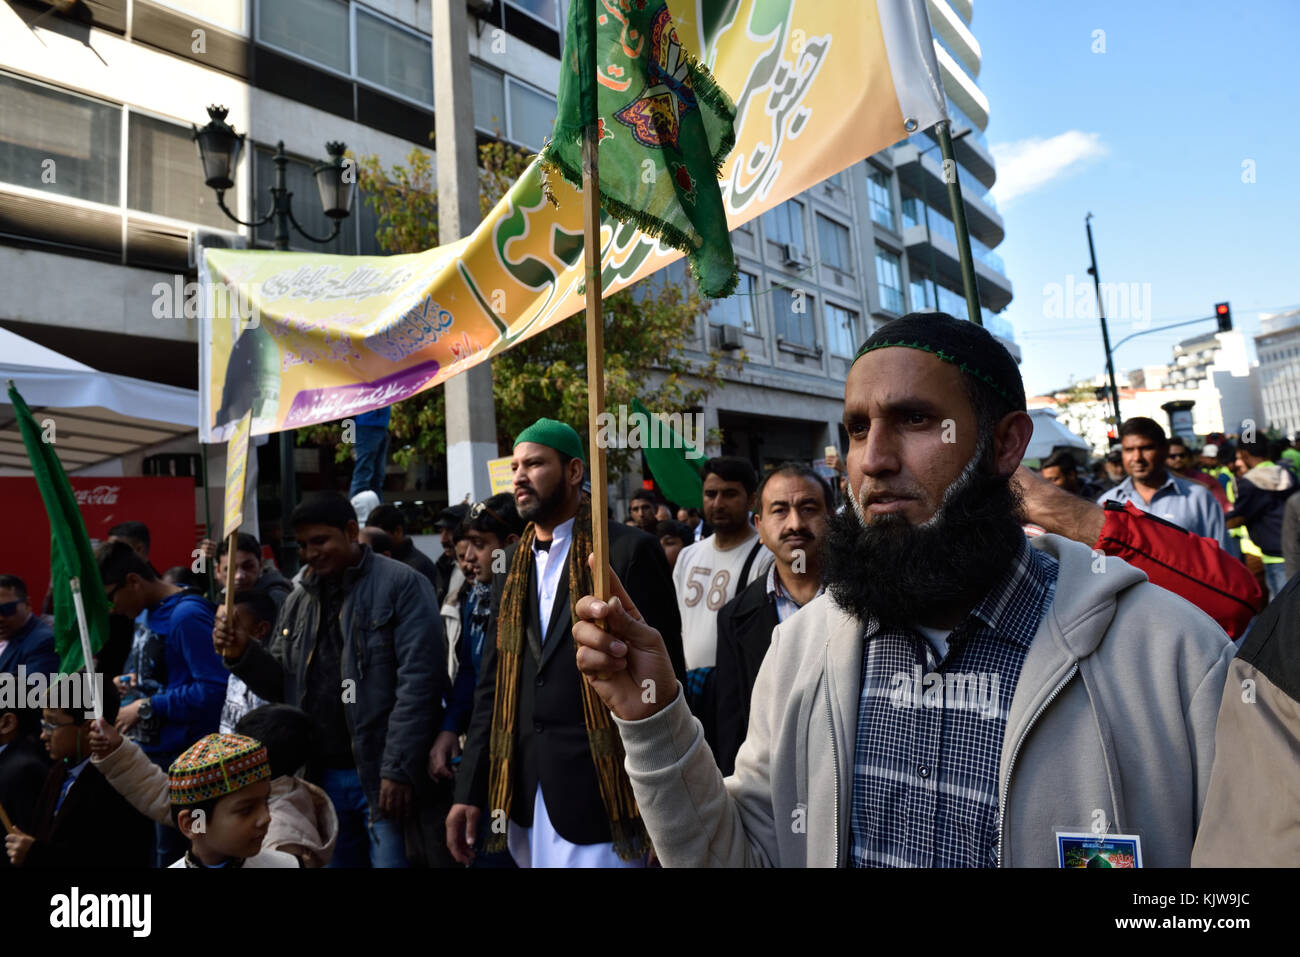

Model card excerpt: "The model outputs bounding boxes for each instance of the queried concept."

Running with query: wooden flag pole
[222,529,239,628]
[582,124,610,603]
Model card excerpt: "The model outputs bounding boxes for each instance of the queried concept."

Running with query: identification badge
[1056,831,1143,868]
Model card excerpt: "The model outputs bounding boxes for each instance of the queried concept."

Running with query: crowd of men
[1,311,1296,870]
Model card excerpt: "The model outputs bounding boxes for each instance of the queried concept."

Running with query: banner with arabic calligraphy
[199,0,946,441]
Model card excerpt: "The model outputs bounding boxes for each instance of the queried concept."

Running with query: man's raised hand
[211,603,248,662]
[573,558,678,722]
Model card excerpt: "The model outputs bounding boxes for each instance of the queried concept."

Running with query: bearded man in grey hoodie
[573,312,1235,868]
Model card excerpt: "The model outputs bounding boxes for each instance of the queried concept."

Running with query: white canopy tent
[0,326,198,475]
[1025,408,1093,463]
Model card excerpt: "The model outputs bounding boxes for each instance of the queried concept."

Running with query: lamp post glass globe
[193,105,243,191]
[314,141,354,220]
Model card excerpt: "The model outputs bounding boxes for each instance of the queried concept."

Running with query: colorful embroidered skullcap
[168,733,270,806]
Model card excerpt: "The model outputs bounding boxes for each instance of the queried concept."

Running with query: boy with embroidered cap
[167,732,298,868]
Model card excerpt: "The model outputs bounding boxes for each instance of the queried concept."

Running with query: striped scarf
[486,495,649,860]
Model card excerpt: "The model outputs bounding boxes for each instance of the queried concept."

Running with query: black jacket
[25,760,154,868]
[455,521,684,846]
[0,736,49,868]
[394,537,443,597]
[230,545,445,809]
[713,576,780,776]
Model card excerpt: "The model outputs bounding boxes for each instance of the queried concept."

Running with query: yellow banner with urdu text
[199,0,945,441]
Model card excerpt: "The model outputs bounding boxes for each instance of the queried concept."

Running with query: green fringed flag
[6,381,110,675]
[540,0,739,298]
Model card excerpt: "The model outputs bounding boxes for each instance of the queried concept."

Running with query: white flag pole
[68,578,103,721]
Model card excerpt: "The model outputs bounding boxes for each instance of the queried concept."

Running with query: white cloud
[989,131,1107,204]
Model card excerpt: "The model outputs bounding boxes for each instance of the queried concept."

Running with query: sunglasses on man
[0,600,23,616]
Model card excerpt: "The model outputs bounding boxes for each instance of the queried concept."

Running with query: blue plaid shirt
[849,537,1058,868]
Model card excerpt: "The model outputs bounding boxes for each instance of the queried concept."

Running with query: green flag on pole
[632,397,705,510]
[540,0,739,298]
[5,381,110,675]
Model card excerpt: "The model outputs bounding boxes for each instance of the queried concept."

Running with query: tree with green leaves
[305,136,742,480]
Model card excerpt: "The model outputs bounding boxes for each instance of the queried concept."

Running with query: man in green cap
[447,417,684,867]
[570,312,1234,868]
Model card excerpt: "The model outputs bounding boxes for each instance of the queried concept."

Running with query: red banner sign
[0,477,198,611]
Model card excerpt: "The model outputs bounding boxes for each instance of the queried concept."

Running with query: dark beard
[518,480,569,526]
[823,457,1027,632]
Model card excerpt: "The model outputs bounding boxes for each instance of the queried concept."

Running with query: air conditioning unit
[190,229,248,270]
[718,324,744,351]
[780,243,808,267]
[467,0,493,17]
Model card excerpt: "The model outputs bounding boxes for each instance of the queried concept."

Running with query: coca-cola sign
[74,485,120,506]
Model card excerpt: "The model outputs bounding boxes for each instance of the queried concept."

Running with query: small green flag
[541,0,738,298]
[6,381,110,674]
[632,397,705,509]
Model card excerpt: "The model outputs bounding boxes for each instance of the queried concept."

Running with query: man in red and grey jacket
[1017,466,1263,640]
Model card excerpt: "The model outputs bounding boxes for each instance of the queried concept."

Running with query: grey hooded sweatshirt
[614,534,1234,867]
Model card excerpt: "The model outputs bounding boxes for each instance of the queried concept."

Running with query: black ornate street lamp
[193,104,355,573]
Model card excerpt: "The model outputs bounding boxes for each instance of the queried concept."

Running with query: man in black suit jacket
[714,464,831,775]
[447,420,683,866]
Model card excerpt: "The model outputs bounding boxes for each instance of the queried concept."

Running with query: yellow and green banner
[199,0,946,442]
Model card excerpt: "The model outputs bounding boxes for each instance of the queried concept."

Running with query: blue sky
[971,0,1300,396]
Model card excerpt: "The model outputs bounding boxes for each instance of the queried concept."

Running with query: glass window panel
[868,169,894,230]
[709,272,756,331]
[127,113,228,228]
[0,75,120,205]
[774,285,816,348]
[472,63,507,135]
[257,0,350,73]
[763,200,804,250]
[816,214,852,272]
[875,246,903,314]
[505,0,560,27]
[507,81,556,151]
[825,303,858,357]
[357,11,433,104]
[254,146,357,255]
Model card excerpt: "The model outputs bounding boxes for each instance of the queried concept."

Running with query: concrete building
[1255,308,1300,438]
[0,0,1015,523]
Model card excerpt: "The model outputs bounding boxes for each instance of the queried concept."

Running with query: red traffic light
[1214,301,1232,332]
[1216,304,1229,316]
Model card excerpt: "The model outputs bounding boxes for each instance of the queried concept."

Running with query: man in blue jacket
[0,575,58,676]
[94,540,224,866]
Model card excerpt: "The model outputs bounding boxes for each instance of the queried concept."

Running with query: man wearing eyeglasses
[0,575,57,678]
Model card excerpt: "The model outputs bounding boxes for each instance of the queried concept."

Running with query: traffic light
[1215,302,1232,333]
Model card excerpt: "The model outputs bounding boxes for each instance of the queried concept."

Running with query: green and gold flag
[540,0,738,298]
[6,381,110,674]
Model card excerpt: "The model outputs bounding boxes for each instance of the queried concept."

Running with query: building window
[506,0,561,27]
[875,246,904,314]
[0,74,120,206]
[356,9,434,105]
[127,113,228,229]
[773,284,817,348]
[257,1,434,105]
[157,0,245,32]
[825,303,859,357]
[868,169,894,230]
[816,214,853,273]
[471,65,557,151]
[909,276,933,311]
[709,271,757,332]
[763,199,806,252]
[257,0,351,74]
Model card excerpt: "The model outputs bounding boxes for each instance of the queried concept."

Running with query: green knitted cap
[513,417,586,463]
